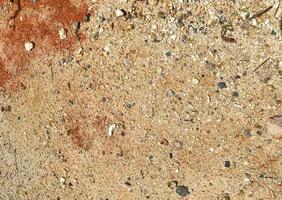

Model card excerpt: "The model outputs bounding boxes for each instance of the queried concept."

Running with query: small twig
[250,5,273,19]
[221,35,236,43]
[253,57,270,72]
[50,65,54,80]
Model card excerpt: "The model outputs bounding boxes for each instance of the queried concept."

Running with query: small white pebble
[59,177,66,183]
[24,42,34,51]
[250,19,257,27]
[76,47,83,55]
[192,78,200,85]
[174,141,182,148]
[59,28,67,40]
[59,177,66,187]
[104,45,110,53]
[108,124,116,136]
[116,9,125,17]
[244,177,250,183]
[98,27,104,34]
[240,11,250,20]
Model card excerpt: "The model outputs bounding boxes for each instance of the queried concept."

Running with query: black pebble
[124,181,131,186]
[176,185,190,197]
[224,160,231,168]
[217,82,227,89]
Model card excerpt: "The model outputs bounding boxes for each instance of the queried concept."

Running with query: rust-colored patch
[0,61,11,87]
[0,0,89,88]
[67,116,107,149]
[67,126,87,149]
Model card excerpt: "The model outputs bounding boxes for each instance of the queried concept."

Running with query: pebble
[166,89,176,97]
[244,177,250,183]
[176,185,190,197]
[148,155,154,160]
[108,124,116,136]
[251,19,257,27]
[24,42,34,51]
[192,78,200,85]
[104,45,110,54]
[165,51,172,57]
[59,28,67,40]
[240,11,250,20]
[267,115,282,138]
[243,130,252,138]
[217,82,227,89]
[174,141,182,149]
[224,160,231,168]
[116,9,126,17]
[72,22,80,32]
[59,177,66,187]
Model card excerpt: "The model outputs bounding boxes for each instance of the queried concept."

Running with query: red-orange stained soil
[0,0,89,88]
[67,126,85,149]
[66,115,107,149]
[0,64,11,87]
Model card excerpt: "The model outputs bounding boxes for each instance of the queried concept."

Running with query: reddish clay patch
[0,0,89,88]
[66,116,107,149]
[0,62,11,87]
[67,126,86,149]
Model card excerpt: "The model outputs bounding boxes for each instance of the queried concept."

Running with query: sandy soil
[0,0,281,199]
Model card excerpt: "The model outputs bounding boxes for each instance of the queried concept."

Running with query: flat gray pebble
[176,185,190,197]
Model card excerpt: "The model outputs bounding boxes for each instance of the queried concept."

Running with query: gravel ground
[0,0,281,199]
